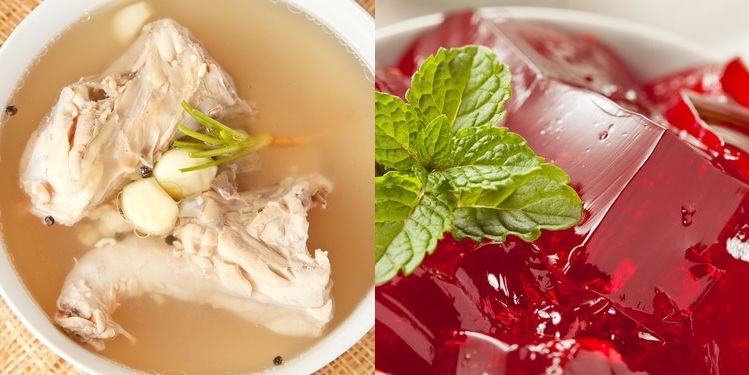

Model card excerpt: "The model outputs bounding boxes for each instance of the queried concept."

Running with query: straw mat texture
[0,0,375,373]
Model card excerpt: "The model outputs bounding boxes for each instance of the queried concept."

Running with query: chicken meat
[56,175,333,350]
[20,18,250,225]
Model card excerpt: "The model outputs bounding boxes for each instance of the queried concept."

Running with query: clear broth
[0,0,373,373]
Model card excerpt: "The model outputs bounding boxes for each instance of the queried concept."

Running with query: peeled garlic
[112,2,154,44]
[154,148,217,200]
[121,178,178,235]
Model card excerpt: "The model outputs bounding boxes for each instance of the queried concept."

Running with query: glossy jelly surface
[376,11,749,375]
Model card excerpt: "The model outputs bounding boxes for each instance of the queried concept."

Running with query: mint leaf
[375,92,421,170]
[433,126,543,196]
[452,164,583,242]
[375,172,422,224]
[416,115,451,167]
[375,172,453,285]
[447,126,538,169]
[406,46,512,132]
[374,45,583,286]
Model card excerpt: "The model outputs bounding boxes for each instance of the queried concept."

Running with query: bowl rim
[0,0,373,374]
[373,5,720,375]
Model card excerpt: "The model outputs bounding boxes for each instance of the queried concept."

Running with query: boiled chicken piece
[20,18,251,225]
[56,176,333,350]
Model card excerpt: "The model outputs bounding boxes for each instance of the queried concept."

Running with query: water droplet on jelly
[681,205,696,227]
[602,84,617,96]
[678,129,689,140]
[624,89,638,102]
[724,151,740,161]
[638,331,660,342]
[728,225,749,262]
[598,131,609,141]
[464,353,472,360]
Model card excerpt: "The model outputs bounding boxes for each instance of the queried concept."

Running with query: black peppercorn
[5,105,17,116]
[139,165,153,178]
[43,216,55,226]
[165,234,177,246]
[273,355,283,366]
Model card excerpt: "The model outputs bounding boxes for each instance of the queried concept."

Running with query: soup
[0,0,373,373]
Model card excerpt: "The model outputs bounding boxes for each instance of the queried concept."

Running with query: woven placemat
[0,0,375,374]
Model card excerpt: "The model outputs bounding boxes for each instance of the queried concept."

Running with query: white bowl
[374,6,720,374]
[0,1,373,374]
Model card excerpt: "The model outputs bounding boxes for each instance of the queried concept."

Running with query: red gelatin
[376,11,749,375]
[381,11,653,114]
[641,57,749,173]
[721,58,749,108]
[643,64,724,105]
[375,65,410,98]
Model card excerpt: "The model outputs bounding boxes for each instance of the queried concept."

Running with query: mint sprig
[375,46,583,285]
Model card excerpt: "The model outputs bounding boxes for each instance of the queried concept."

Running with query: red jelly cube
[391,11,652,114]
[721,58,749,108]
[642,57,749,177]
[643,64,724,105]
[375,65,410,99]
[507,82,746,325]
